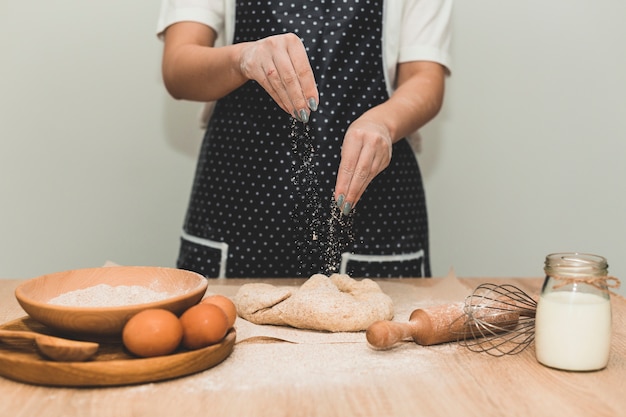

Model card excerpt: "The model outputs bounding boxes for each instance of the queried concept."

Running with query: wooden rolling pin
[366,302,520,349]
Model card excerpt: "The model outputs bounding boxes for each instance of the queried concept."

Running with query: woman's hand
[332,61,446,215]
[239,33,319,122]
[162,24,318,120]
[334,118,393,215]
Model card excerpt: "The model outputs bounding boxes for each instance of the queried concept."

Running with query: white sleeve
[399,0,453,71]
[156,0,226,42]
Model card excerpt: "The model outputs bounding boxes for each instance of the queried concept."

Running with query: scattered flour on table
[174,341,462,394]
[47,284,184,307]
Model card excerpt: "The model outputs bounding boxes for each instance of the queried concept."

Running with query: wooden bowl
[14,266,208,340]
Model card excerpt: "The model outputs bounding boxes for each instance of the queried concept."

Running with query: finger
[260,61,294,114]
[275,37,317,121]
[335,133,392,214]
[270,53,307,120]
[343,147,378,213]
[285,39,319,113]
[334,139,363,214]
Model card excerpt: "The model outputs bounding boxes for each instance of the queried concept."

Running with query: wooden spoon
[0,329,99,362]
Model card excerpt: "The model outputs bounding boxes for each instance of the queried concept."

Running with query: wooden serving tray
[0,316,235,387]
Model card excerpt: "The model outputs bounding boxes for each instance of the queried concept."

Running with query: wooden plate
[0,316,235,387]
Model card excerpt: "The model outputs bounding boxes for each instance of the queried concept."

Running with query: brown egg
[180,303,229,350]
[201,294,238,328]
[122,309,183,357]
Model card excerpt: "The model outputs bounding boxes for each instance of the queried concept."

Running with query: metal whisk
[454,283,538,357]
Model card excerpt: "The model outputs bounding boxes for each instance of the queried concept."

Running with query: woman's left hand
[334,118,393,215]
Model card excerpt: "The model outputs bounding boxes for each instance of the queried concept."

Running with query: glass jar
[534,253,613,371]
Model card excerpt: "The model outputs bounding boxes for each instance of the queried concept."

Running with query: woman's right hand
[239,33,319,122]
[163,24,318,121]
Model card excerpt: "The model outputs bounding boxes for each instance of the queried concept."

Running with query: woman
[157,0,452,278]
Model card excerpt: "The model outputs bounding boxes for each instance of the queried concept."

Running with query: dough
[235,274,394,332]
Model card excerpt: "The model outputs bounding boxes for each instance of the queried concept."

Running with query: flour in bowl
[48,284,183,307]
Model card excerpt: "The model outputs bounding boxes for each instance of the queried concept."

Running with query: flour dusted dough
[235,274,394,332]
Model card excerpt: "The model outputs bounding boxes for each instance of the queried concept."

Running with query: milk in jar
[535,290,611,371]
[534,253,618,371]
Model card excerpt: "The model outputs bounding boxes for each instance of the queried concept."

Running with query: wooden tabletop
[0,276,624,417]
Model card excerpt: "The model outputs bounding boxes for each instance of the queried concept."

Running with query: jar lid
[544,252,608,276]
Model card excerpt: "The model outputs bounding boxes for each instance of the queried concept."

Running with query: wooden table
[0,277,624,417]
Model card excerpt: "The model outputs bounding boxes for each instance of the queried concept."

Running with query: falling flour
[289,119,355,276]
[47,284,183,307]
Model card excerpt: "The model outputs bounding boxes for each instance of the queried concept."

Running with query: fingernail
[308,97,318,112]
[298,108,309,123]
[336,194,345,208]
[342,202,352,216]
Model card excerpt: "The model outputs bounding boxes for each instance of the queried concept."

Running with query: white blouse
[156,0,453,139]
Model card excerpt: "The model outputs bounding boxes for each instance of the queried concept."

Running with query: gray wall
[1,1,625,296]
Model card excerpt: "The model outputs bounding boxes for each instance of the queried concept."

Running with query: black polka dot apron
[177,0,431,278]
